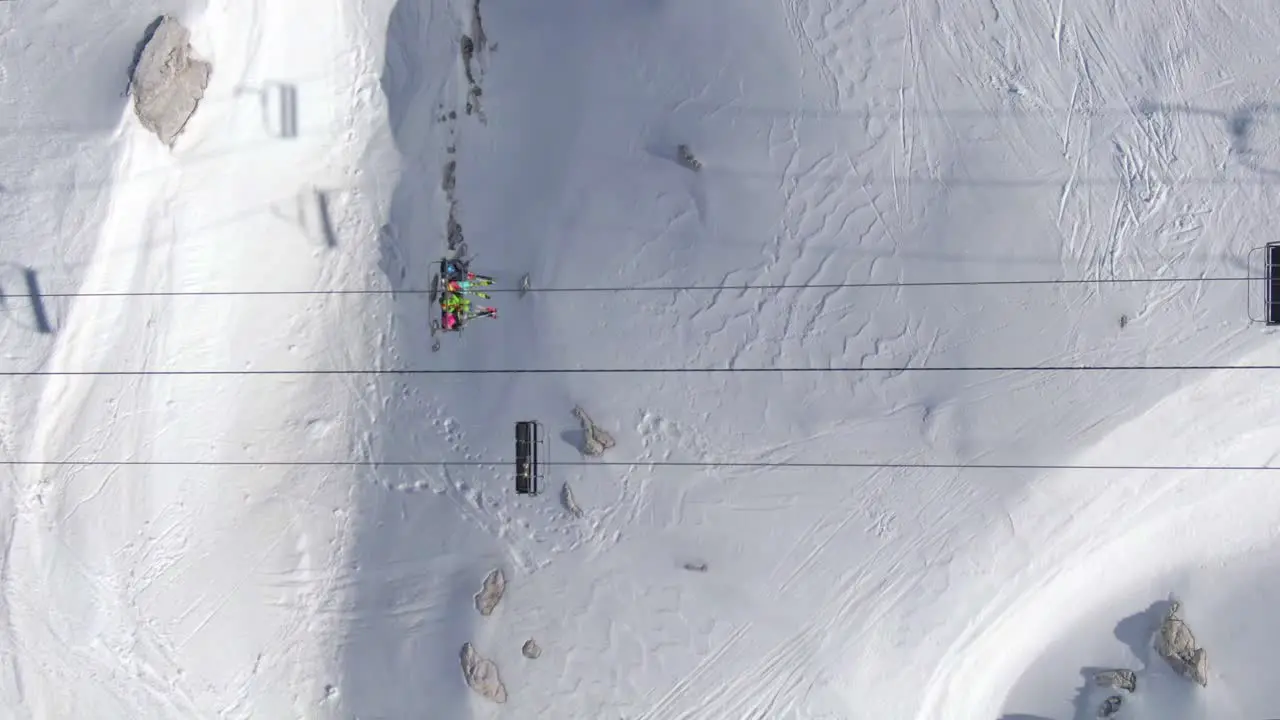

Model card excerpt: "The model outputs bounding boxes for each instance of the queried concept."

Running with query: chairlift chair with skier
[435,256,499,334]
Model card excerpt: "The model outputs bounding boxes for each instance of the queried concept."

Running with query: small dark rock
[677,144,703,172]
[447,215,464,249]
[1097,695,1122,718]
[1094,668,1137,693]
[442,160,457,192]
[522,638,542,659]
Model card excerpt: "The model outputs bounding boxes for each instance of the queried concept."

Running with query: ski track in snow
[2,0,1280,717]
[393,1,1280,718]
[917,341,1280,719]
[2,0,380,716]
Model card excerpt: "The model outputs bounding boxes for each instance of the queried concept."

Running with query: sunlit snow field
[1,0,1279,718]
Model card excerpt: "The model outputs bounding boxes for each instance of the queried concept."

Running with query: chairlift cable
[10,274,1266,298]
[5,364,1280,376]
[4,458,1280,472]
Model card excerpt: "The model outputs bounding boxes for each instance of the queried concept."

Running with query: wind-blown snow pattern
[1,0,1280,717]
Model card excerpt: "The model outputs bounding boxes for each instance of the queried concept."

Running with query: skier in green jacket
[441,292,471,314]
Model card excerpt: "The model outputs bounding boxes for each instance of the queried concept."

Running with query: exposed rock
[521,638,542,659]
[129,16,212,147]
[1094,668,1137,693]
[561,482,583,518]
[460,35,476,84]
[572,406,616,457]
[474,568,505,616]
[1096,694,1123,718]
[460,643,507,703]
[441,159,457,193]
[1155,601,1209,687]
[677,144,702,172]
[682,561,708,572]
[447,211,464,251]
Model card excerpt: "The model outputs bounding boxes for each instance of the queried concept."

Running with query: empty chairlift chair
[514,420,544,495]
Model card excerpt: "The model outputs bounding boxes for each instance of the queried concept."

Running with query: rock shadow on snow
[1048,600,1207,720]
[1113,599,1176,665]
[125,16,167,93]
[559,428,586,453]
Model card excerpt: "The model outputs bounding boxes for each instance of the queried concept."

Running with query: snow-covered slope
[0,0,383,716]
[3,0,1280,717]
[354,0,1280,718]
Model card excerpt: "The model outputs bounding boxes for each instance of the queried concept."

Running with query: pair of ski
[445,283,492,299]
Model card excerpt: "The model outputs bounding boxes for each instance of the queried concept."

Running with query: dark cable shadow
[1113,598,1174,665]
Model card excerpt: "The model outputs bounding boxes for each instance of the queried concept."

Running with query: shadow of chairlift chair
[231,82,298,138]
[514,420,544,495]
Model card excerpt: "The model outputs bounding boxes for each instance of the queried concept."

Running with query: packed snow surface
[2,0,1280,718]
